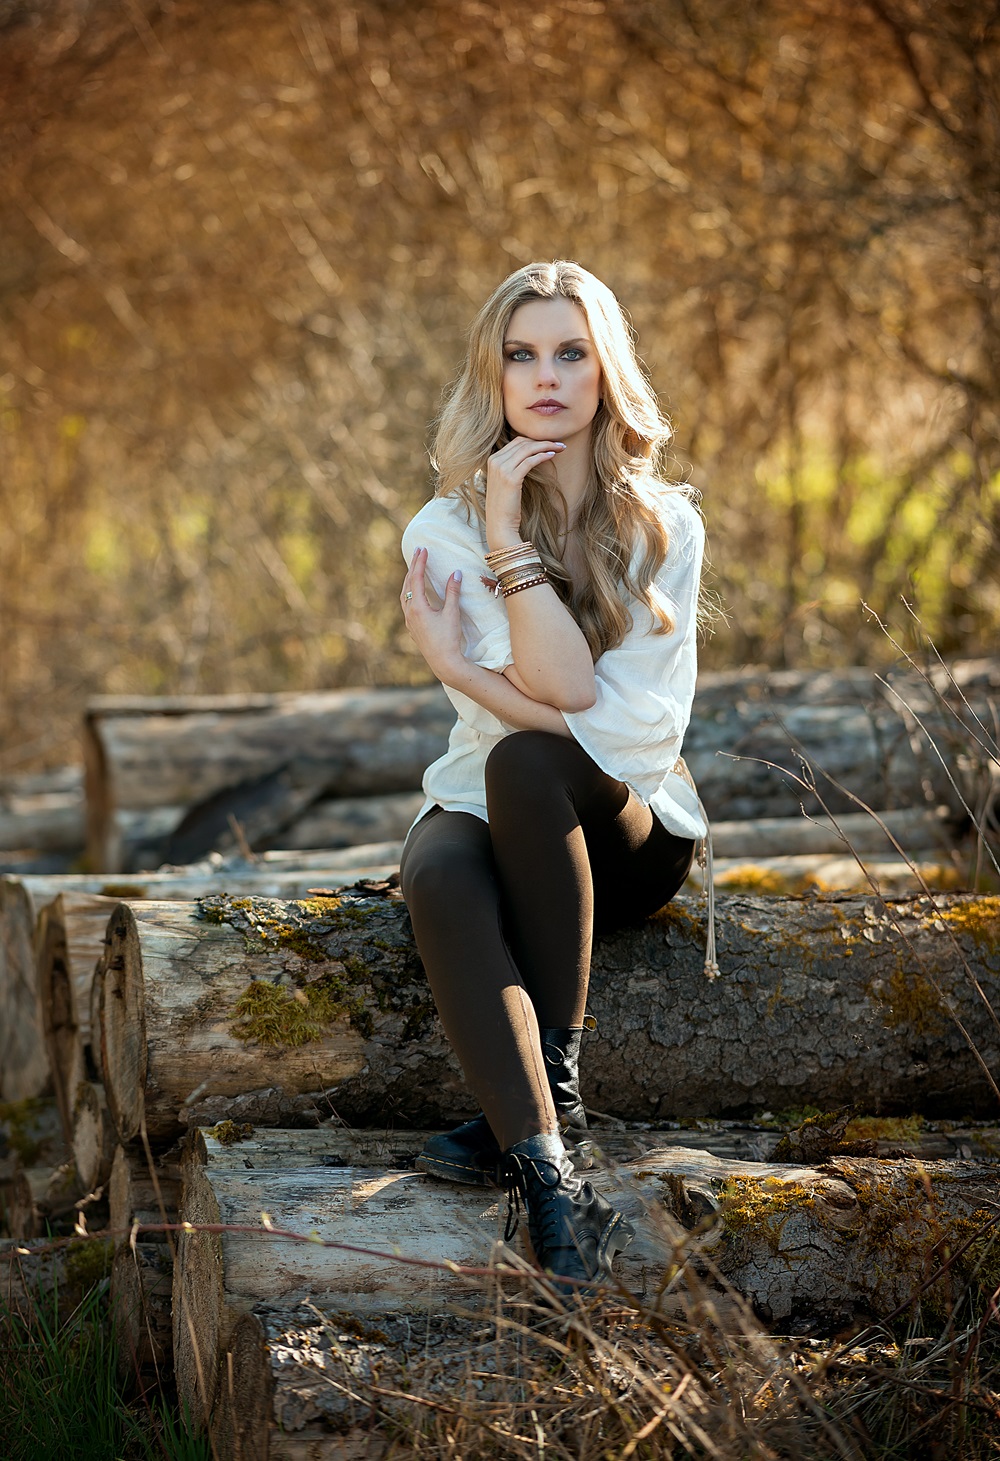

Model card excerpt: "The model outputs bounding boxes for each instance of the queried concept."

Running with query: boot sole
[414,1151,498,1188]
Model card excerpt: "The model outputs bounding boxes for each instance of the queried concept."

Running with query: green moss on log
[0,1098,49,1165]
[64,1237,113,1293]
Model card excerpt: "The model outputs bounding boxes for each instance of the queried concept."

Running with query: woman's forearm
[437,655,572,736]
[503,582,596,711]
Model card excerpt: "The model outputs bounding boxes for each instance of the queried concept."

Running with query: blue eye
[561,348,585,361]
[507,349,533,362]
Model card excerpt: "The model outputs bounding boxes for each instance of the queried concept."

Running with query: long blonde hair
[432,260,680,658]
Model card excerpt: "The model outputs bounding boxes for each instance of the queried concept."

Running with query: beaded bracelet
[501,573,548,598]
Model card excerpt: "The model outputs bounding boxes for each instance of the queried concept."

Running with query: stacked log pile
[1,665,997,1458]
[2,877,998,1457]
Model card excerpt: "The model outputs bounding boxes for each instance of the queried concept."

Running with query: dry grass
[253,1244,1000,1459]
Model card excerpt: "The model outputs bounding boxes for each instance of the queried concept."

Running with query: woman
[398,261,707,1292]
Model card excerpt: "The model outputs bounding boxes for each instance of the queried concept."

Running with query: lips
[529,399,565,414]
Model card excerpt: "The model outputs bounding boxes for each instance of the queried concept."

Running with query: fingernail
[453,569,463,583]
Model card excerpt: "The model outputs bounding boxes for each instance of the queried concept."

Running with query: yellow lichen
[867,961,944,1035]
[209,1119,255,1145]
[715,1174,816,1255]
[844,1114,925,1143]
[931,896,1000,949]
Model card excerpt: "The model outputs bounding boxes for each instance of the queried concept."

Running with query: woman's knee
[400,826,495,915]
[485,731,579,801]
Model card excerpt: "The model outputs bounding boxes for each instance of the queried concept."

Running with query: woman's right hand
[484,436,564,546]
[400,547,464,684]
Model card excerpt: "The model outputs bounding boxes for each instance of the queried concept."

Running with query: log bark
[172,1127,1000,1459]
[684,658,999,822]
[0,877,49,1100]
[99,890,1000,1146]
[84,687,454,871]
[668,1149,1000,1326]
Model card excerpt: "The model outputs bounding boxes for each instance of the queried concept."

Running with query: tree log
[82,662,999,870]
[0,877,49,1101]
[70,1080,117,1195]
[108,1144,178,1239]
[36,893,118,1141]
[683,658,999,821]
[0,792,85,854]
[107,1144,180,1380]
[99,890,1000,1147]
[670,1149,1000,1326]
[272,792,424,852]
[84,687,455,871]
[689,853,965,898]
[171,1127,1000,1458]
[12,844,405,906]
[708,808,956,859]
[110,1240,173,1381]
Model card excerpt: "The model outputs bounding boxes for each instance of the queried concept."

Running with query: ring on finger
[404,591,413,601]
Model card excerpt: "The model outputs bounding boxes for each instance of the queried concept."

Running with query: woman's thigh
[579,785,696,933]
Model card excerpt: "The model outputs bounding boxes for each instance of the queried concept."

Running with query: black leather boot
[541,1027,594,1169]
[414,1112,501,1187]
[502,1131,634,1294]
[416,1025,594,1186]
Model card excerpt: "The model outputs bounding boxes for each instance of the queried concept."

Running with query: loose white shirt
[401,487,707,841]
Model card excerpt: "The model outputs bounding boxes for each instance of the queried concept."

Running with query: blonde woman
[398,261,707,1292]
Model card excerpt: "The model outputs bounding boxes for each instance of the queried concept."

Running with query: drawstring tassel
[697,798,719,980]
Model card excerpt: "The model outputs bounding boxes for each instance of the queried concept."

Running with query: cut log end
[101,903,148,1144]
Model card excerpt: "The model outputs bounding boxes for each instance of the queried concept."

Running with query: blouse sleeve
[561,493,704,804]
[401,496,514,735]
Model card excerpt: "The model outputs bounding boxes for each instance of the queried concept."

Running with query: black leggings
[400,731,695,1150]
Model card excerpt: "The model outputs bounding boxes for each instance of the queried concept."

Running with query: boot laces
[502,1151,566,1246]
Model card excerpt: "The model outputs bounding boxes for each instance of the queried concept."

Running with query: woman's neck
[548,431,592,517]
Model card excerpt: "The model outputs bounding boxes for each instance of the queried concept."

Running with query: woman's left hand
[400,547,464,682]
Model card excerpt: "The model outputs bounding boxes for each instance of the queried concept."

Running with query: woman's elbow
[558,681,597,713]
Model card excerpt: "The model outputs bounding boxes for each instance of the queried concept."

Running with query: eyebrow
[503,336,591,348]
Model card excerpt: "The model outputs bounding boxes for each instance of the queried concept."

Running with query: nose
[535,354,560,388]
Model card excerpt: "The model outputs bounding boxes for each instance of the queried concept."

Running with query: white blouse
[401,487,707,841]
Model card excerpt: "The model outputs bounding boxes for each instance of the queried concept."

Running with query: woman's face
[501,297,603,446]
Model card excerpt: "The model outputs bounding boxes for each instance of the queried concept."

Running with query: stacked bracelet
[501,574,548,597]
[484,539,549,598]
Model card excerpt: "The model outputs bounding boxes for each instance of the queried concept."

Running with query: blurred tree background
[0,0,997,772]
